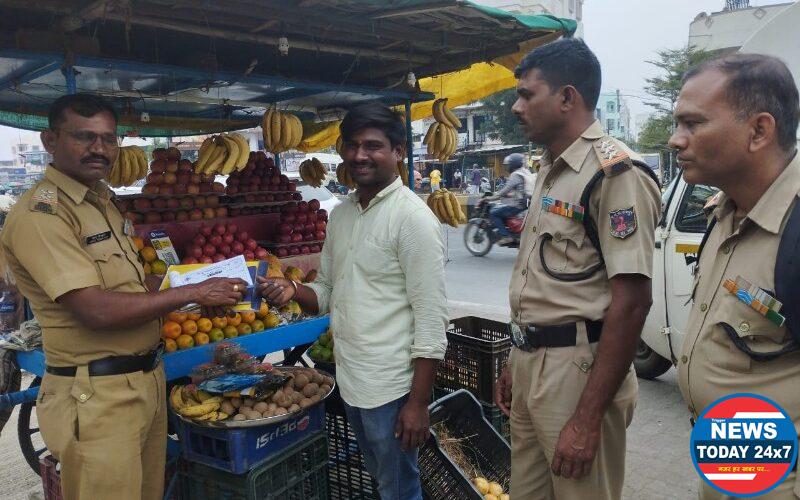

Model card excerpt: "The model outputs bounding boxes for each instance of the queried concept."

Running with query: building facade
[595,91,631,141]
[689,1,794,53]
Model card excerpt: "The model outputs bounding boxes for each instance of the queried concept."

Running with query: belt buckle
[509,322,528,350]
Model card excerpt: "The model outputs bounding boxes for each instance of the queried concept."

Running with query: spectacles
[56,129,119,148]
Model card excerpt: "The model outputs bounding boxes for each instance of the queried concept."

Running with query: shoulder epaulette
[29,181,58,215]
[592,137,632,177]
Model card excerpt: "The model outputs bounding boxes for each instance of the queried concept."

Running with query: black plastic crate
[179,431,328,500]
[433,386,509,443]
[326,412,380,499]
[436,317,511,405]
[420,390,511,500]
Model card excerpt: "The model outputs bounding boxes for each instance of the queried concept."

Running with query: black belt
[46,345,163,377]
[510,320,603,351]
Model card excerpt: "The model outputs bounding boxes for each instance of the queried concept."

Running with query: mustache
[82,155,110,166]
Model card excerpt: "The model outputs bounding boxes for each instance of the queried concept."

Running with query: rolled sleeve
[4,212,101,301]
[304,235,333,315]
[397,207,448,360]
[592,167,661,279]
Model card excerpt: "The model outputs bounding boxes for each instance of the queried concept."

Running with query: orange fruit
[196,318,213,333]
[140,246,158,263]
[227,313,242,327]
[211,316,227,329]
[181,319,198,336]
[250,319,265,333]
[256,301,269,319]
[208,328,224,342]
[223,325,239,338]
[240,311,256,324]
[150,259,168,276]
[237,323,252,336]
[176,334,195,350]
[131,236,145,250]
[161,321,182,339]
[187,312,202,322]
[195,332,210,345]
[164,338,177,352]
[168,311,188,323]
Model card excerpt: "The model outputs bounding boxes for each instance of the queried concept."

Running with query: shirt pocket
[713,290,789,347]
[82,238,132,290]
[538,212,586,272]
[354,236,398,277]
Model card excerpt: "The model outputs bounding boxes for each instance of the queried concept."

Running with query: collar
[348,176,403,211]
[715,151,800,234]
[542,120,605,173]
[44,164,111,205]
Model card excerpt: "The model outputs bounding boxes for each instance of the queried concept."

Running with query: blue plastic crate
[176,403,325,474]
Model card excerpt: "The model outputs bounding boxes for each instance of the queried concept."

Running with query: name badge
[123,218,135,236]
[85,231,112,245]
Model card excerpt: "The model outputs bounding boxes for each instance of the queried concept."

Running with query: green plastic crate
[179,432,328,500]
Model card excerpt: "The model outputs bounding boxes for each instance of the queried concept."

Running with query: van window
[674,184,719,233]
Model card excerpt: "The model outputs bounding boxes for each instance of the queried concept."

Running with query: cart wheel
[18,376,47,476]
[0,349,21,433]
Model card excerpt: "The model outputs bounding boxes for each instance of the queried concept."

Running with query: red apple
[307,212,318,223]
[206,195,220,208]
[213,223,226,235]
[243,250,255,261]
[315,230,326,240]
[150,159,167,173]
[270,176,281,186]
[291,193,302,201]
[212,254,226,263]
[161,212,176,222]
[200,173,215,183]
[287,181,296,192]
[187,184,201,195]
[226,186,239,196]
[315,221,327,231]
[182,257,199,265]
[277,224,292,236]
[176,211,189,222]
[232,241,245,254]
[144,212,162,224]
[177,173,192,185]
[317,209,328,221]
[179,198,194,209]
[133,198,152,211]
[300,245,310,255]
[255,248,269,260]
[265,194,275,202]
[296,213,308,224]
[203,244,216,256]
[212,182,226,193]
[310,244,321,253]
[308,199,321,211]
[245,238,258,251]
[153,148,167,161]
[160,185,175,196]
[167,147,181,161]
[200,256,213,264]
[194,196,206,208]
[303,232,315,241]
[215,207,228,218]
[189,208,203,221]
[209,235,223,247]
[278,234,292,244]
[277,248,288,257]
[146,172,164,185]
[303,223,314,234]
[291,233,303,243]
[173,184,188,195]
[282,213,296,224]
[289,247,300,256]
[190,173,202,184]
[222,233,235,245]
[298,201,308,211]
[202,208,216,219]
[199,183,213,193]
[152,198,167,209]
[178,159,193,173]
[236,230,249,242]
[219,244,232,256]
[166,198,180,210]
[227,177,240,187]
[187,245,202,259]
[199,224,212,237]
[165,162,179,174]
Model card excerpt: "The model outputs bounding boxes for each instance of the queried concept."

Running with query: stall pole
[62,65,77,94]
[275,152,281,170]
[405,101,414,192]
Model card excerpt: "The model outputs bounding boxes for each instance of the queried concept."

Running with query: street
[0,226,698,500]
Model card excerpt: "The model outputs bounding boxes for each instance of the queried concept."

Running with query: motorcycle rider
[482,153,535,245]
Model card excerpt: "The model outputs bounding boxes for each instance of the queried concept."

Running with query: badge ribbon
[542,197,585,222]
[722,276,785,327]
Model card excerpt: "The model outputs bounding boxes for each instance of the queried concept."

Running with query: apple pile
[118,195,228,224]
[142,147,226,197]
[182,222,272,264]
[226,152,300,197]
[273,199,327,257]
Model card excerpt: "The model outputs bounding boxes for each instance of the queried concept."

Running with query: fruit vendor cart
[0,1,575,496]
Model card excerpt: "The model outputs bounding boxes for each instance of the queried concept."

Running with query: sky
[0,0,790,159]
[583,0,788,131]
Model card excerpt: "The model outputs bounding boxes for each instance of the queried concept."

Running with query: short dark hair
[684,54,799,151]
[48,93,118,130]
[340,103,406,149]
[514,38,602,110]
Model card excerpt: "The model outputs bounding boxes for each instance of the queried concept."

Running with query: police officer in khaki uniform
[493,39,661,499]
[671,54,800,499]
[1,93,246,500]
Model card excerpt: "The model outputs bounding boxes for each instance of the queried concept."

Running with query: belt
[510,320,603,351]
[46,345,164,377]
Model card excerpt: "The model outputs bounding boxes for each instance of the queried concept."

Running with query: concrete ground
[0,225,698,499]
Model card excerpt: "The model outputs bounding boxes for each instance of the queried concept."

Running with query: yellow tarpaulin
[296,34,561,152]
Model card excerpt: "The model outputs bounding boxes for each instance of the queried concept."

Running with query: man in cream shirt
[258,103,448,500]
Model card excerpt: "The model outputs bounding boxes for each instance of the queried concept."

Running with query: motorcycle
[463,194,526,256]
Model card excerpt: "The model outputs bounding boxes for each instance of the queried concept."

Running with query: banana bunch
[395,160,409,187]
[335,134,344,155]
[194,133,250,175]
[423,99,461,162]
[108,146,147,187]
[336,162,355,189]
[170,385,229,422]
[262,109,303,153]
[300,157,326,188]
[427,188,467,227]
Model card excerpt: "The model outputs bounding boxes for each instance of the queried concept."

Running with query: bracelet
[288,279,299,299]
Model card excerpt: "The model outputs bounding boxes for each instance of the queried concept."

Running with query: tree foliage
[477,89,529,145]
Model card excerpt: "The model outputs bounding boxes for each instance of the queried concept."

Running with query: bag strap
[774,197,800,345]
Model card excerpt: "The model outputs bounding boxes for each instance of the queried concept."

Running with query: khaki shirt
[509,121,661,325]
[677,154,800,427]
[1,166,159,366]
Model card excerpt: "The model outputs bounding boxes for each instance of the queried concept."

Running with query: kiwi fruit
[302,383,319,398]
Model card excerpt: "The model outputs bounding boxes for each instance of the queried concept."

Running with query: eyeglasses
[55,129,119,148]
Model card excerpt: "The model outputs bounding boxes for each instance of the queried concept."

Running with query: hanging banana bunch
[107,145,148,187]
[427,188,467,227]
[262,109,303,154]
[194,133,251,175]
[396,160,409,187]
[423,98,460,162]
[299,157,327,188]
[336,162,355,189]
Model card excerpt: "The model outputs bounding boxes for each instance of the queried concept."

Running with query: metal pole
[275,152,281,170]
[405,101,414,192]
[62,66,77,94]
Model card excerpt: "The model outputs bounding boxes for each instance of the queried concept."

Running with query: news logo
[690,393,797,497]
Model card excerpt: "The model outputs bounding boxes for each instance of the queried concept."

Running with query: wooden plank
[372,2,455,20]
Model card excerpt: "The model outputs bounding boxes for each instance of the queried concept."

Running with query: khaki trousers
[508,328,637,500]
[36,365,167,500]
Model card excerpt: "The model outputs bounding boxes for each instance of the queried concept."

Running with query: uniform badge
[86,231,112,245]
[594,139,631,177]
[722,276,785,327]
[609,207,637,239]
[31,187,58,214]
[542,197,585,222]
